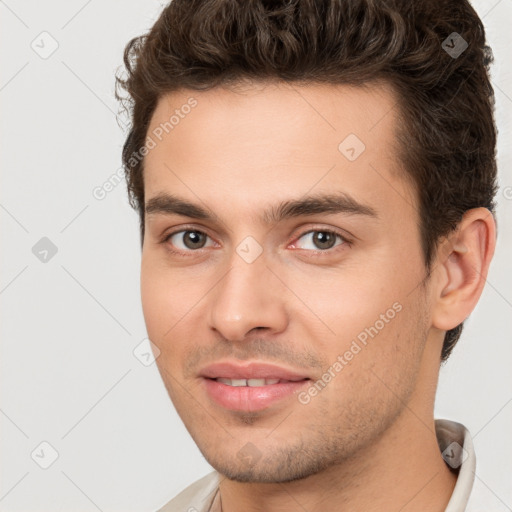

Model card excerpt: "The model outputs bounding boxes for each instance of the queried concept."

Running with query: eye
[161,227,349,257]
[291,230,346,251]
[164,230,216,251]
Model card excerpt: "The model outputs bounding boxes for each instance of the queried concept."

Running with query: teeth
[216,378,281,387]
[248,378,280,386]
[247,378,265,386]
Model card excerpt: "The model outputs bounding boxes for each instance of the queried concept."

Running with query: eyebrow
[145,192,378,225]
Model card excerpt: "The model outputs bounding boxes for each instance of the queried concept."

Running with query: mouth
[199,361,311,412]
[213,377,306,387]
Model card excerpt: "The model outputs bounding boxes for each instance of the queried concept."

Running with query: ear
[431,207,496,331]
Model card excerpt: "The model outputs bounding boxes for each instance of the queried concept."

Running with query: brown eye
[166,230,212,251]
[294,230,345,251]
[312,231,337,250]
[182,231,206,249]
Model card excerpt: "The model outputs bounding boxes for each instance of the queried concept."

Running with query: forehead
[142,81,415,223]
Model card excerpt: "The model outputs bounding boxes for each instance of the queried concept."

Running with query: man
[116,0,498,510]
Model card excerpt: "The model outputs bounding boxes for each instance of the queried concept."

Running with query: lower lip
[202,378,310,412]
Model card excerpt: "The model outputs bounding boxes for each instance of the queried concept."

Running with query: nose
[207,254,289,342]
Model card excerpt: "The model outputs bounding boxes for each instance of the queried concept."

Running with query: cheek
[289,266,398,338]
[140,257,208,366]
[310,301,427,433]
[139,256,185,344]
[140,263,166,337]
[296,259,426,377]
[140,255,187,320]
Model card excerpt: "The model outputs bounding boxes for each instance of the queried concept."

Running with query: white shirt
[156,419,499,512]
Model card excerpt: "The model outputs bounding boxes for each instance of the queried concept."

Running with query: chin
[203,448,333,484]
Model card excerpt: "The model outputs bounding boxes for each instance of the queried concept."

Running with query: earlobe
[431,208,496,331]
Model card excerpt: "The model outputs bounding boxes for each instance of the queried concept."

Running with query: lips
[200,361,310,381]
[199,361,311,412]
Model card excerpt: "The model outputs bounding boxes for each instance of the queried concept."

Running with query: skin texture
[140,82,495,511]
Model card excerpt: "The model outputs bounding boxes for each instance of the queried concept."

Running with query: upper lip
[199,361,310,381]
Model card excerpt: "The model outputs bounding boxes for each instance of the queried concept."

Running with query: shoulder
[155,471,220,512]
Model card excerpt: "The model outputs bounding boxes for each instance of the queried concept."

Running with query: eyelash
[160,226,351,258]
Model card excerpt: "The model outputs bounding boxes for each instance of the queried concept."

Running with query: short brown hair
[115,0,498,362]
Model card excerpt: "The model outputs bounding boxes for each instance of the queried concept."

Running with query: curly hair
[115,0,498,362]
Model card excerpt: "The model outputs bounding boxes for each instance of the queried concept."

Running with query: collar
[436,419,476,511]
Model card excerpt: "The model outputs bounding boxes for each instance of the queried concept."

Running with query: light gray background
[1,1,511,510]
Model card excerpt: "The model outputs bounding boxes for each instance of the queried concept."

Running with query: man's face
[141,82,434,482]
